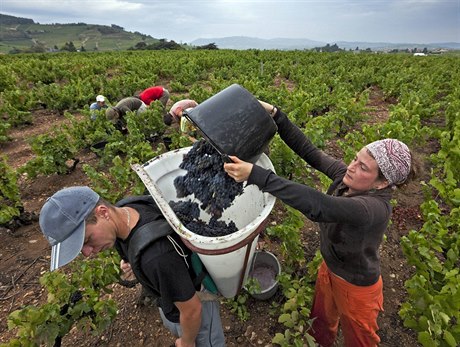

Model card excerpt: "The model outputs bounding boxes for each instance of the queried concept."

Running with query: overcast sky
[1,0,459,44]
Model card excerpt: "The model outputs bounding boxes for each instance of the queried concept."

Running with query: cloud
[1,0,458,43]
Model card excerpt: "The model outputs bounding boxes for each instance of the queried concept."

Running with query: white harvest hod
[132,147,276,298]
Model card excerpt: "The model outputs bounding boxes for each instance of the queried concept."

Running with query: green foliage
[257,206,319,344]
[61,41,77,52]
[93,109,166,166]
[19,130,78,179]
[0,49,459,345]
[167,129,196,150]
[429,119,460,207]
[3,251,120,347]
[0,64,17,92]
[188,84,214,102]
[0,22,162,54]
[61,110,118,150]
[224,293,251,322]
[0,89,33,126]
[244,276,262,295]
[266,206,305,272]
[83,156,146,203]
[399,116,460,347]
[273,272,317,347]
[0,121,11,144]
[0,156,22,224]
[269,135,306,180]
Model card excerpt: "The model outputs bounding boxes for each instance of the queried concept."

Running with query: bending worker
[39,186,226,347]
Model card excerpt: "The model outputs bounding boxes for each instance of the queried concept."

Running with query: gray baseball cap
[39,186,100,271]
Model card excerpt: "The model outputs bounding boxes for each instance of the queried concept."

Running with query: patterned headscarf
[366,139,411,185]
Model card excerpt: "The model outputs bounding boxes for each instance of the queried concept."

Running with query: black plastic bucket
[183,84,277,163]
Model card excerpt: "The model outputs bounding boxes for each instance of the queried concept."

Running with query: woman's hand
[224,156,253,182]
[258,100,277,117]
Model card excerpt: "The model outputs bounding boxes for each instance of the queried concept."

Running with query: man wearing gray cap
[39,186,225,347]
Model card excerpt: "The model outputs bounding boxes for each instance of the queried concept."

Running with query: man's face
[81,207,116,257]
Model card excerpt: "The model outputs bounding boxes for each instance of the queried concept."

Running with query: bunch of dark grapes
[169,200,238,236]
[170,140,243,236]
[169,200,200,224]
[169,200,238,237]
[174,140,243,218]
[186,216,238,237]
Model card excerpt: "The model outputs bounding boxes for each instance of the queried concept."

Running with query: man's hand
[120,260,136,281]
[223,156,253,182]
[175,338,196,347]
[175,294,201,347]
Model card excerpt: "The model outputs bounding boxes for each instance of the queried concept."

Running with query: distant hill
[0,13,159,53]
[190,36,326,50]
[191,36,460,51]
[1,13,34,25]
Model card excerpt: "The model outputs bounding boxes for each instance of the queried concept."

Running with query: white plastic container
[132,147,276,298]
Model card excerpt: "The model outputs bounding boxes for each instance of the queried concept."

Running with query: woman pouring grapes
[224,101,419,347]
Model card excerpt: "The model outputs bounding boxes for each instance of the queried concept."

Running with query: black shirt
[115,202,198,322]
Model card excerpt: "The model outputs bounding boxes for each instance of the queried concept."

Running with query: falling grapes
[171,140,243,236]
[174,140,243,217]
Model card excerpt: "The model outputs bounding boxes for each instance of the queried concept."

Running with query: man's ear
[95,205,110,220]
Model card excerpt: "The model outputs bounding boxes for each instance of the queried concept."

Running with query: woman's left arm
[224,157,371,225]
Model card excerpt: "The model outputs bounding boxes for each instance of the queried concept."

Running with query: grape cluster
[174,140,243,218]
[169,200,238,237]
[70,290,83,304]
[187,216,238,237]
[170,140,243,236]
[169,200,200,224]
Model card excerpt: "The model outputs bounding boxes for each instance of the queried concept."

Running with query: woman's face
[343,147,386,193]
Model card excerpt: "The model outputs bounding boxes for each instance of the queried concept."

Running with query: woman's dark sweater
[248,109,392,286]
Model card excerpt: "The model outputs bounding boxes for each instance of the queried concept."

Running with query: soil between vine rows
[0,87,426,346]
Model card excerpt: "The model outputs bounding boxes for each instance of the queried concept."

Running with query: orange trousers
[309,261,383,347]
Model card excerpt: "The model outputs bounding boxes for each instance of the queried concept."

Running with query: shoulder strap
[116,196,174,295]
[127,219,174,297]
[115,195,156,208]
[128,219,174,264]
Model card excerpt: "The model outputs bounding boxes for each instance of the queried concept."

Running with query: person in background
[39,186,226,347]
[137,86,170,108]
[105,97,147,130]
[223,101,419,347]
[90,94,108,120]
[164,99,199,142]
[164,99,198,127]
